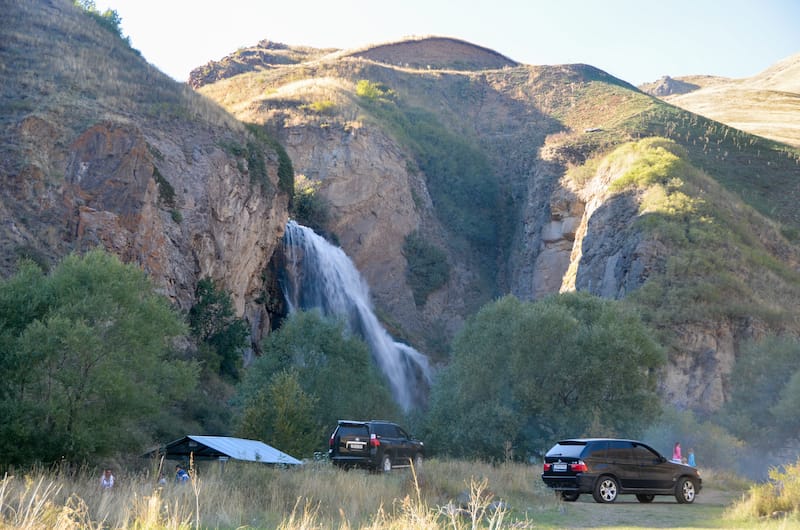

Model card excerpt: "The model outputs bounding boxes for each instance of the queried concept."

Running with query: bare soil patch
[537,486,741,529]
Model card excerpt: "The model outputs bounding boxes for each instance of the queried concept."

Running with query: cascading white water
[281,220,432,411]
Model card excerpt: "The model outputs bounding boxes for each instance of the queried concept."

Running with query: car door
[606,440,638,489]
[632,442,675,491]
[395,426,415,462]
[385,423,410,464]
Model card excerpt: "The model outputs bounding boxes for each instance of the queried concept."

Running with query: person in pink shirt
[672,442,682,462]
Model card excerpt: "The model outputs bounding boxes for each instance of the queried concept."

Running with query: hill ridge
[189,35,518,88]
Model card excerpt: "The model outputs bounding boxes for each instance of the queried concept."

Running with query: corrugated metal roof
[188,435,303,465]
[143,435,303,465]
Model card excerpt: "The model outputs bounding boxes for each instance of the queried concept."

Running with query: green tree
[721,335,800,449]
[0,251,196,465]
[403,231,450,306]
[423,293,665,460]
[291,174,329,233]
[74,0,128,42]
[237,370,318,457]
[189,277,249,380]
[235,311,399,455]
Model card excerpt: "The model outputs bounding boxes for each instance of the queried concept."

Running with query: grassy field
[0,459,794,529]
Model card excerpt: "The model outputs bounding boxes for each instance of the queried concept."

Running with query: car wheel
[675,477,696,504]
[636,494,655,503]
[561,491,580,502]
[412,453,423,470]
[592,476,619,503]
[381,455,392,473]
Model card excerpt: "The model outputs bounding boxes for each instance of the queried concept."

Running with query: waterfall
[280,221,432,411]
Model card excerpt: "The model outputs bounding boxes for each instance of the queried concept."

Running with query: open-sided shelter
[143,435,303,465]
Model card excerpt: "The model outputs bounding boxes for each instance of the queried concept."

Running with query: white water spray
[281,221,432,411]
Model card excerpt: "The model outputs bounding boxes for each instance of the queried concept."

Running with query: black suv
[541,438,701,503]
[328,420,424,472]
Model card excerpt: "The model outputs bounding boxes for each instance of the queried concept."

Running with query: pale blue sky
[95,0,799,86]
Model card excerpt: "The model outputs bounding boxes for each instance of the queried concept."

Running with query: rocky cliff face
[1,0,290,345]
[271,117,478,349]
[4,116,288,341]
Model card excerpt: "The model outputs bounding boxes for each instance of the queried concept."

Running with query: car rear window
[338,424,369,437]
[546,441,587,458]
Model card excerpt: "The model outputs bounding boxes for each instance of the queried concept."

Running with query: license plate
[346,441,366,450]
[553,463,568,472]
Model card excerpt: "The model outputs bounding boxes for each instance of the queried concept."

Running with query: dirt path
[537,487,741,529]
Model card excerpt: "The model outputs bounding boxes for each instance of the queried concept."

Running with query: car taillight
[571,461,588,472]
[329,435,335,448]
[543,463,552,472]
[370,433,380,447]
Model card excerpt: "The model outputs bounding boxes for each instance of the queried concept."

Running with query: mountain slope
[0,0,290,336]
[4,5,800,415]
[197,37,800,410]
[644,53,800,148]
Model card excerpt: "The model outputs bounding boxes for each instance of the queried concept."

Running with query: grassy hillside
[659,53,800,148]
[0,1,238,135]
[511,66,800,233]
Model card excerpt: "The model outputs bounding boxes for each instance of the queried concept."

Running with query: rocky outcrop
[189,40,337,88]
[664,318,767,412]
[4,118,289,340]
[275,119,473,348]
[638,75,700,97]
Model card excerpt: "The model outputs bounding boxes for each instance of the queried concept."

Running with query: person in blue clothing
[175,464,190,484]
[687,448,696,467]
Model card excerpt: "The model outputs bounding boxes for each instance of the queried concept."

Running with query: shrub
[152,166,176,207]
[291,174,329,232]
[726,458,800,520]
[403,231,450,306]
[74,0,130,44]
[355,79,394,101]
[304,100,336,115]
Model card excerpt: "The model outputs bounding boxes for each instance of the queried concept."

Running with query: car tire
[412,453,423,470]
[636,494,655,503]
[675,477,696,504]
[381,455,392,473]
[592,476,619,503]
[561,491,580,502]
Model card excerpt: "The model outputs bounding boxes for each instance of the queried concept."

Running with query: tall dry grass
[725,458,800,524]
[0,459,547,529]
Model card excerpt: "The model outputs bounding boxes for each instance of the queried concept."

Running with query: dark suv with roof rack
[328,420,424,472]
[541,438,701,503]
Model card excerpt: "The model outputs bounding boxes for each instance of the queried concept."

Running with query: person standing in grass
[175,464,189,484]
[100,468,115,489]
[672,442,682,463]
